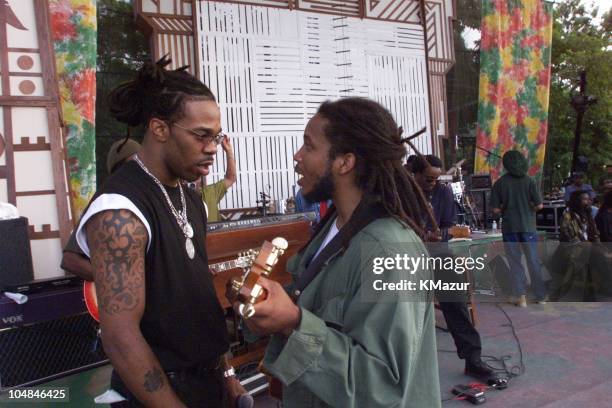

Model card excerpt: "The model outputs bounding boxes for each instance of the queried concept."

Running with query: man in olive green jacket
[235,98,441,408]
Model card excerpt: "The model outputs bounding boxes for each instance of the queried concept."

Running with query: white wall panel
[0,180,7,203]
[8,52,42,73]
[29,239,63,280]
[9,76,44,97]
[14,152,54,192]
[160,0,174,14]
[142,0,159,13]
[6,0,38,49]
[196,1,432,209]
[16,194,60,231]
[11,108,49,144]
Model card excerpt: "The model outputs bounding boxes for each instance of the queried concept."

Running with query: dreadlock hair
[107,55,216,132]
[568,190,598,240]
[412,154,443,174]
[568,190,591,216]
[316,97,437,240]
[404,154,419,173]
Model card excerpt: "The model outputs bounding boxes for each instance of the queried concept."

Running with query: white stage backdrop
[195,1,432,209]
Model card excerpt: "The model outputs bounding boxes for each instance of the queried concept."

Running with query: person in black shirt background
[595,191,612,243]
[412,155,506,387]
[593,190,612,297]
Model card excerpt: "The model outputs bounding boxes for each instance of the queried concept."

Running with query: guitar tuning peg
[272,237,288,250]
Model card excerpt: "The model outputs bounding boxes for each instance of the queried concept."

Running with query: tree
[446,0,482,172]
[544,0,612,194]
[96,0,149,185]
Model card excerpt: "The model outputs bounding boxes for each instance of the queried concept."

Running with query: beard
[303,166,335,203]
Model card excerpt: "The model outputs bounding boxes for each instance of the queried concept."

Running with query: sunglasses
[172,122,226,145]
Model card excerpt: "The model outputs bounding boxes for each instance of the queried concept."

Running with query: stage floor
[437,301,612,407]
[5,302,612,407]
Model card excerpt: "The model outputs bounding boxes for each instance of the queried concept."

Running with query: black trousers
[438,301,482,361]
[431,251,482,362]
[110,365,225,408]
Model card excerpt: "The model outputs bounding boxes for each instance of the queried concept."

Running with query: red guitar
[83,252,257,322]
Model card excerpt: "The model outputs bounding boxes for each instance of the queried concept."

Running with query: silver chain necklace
[134,155,196,259]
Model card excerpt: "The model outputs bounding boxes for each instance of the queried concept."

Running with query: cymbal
[446,159,466,175]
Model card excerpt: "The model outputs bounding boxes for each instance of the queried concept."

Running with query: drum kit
[443,159,483,231]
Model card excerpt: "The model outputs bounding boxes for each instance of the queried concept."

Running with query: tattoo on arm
[143,367,164,393]
[87,210,147,315]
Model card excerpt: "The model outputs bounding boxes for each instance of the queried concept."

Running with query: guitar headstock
[226,237,289,319]
[236,249,258,269]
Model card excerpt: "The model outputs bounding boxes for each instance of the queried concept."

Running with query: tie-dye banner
[475,0,553,182]
[49,0,97,219]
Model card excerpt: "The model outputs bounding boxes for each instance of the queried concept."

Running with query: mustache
[198,155,215,164]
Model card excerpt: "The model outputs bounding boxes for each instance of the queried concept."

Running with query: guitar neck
[209,259,238,276]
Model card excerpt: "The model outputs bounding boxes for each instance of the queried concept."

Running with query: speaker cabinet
[0,313,107,389]
[0,217,34,291]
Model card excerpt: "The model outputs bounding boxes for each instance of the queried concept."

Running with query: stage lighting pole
[570,71,597,173]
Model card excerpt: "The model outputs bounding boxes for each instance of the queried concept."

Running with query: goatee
[303,168,335,203]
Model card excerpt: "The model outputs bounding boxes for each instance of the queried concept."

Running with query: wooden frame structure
[0,0,72,280]
[134,0,455,135]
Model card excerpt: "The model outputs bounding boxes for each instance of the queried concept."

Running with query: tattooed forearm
[87,209,147,315]
[143,367,164,393]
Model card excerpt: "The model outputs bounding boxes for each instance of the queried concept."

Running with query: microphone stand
[475,145,502,160]
[256,192,270,217]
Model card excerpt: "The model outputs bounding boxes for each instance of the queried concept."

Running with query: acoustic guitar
[226,237,288,319]
[83,251,257,322]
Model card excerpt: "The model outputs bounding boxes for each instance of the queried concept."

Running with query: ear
[335,153,356,176]
[148,118,170,142]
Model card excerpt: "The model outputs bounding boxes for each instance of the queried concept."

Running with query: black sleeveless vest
[95,161,229,370]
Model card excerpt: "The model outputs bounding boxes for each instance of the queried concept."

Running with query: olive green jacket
[262,216,441,408]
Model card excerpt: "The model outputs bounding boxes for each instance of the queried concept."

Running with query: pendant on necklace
[185,237,195,259]
[183,222,194,239]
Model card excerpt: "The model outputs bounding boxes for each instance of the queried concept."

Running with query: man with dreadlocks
[74,57,243,407]
[235,97,441,407]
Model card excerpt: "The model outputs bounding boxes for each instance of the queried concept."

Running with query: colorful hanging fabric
[475,0,553,182]
[49,0,97,218]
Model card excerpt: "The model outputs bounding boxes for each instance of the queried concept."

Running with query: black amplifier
[3,275,82,295]
[0,217,34,292]
[0,313,106,390]
[470,175,492,190]
[536,204,565,234]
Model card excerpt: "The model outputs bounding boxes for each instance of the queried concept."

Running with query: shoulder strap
[293,198,388,294]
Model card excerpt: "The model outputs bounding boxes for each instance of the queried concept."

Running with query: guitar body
[83,281,99,322]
